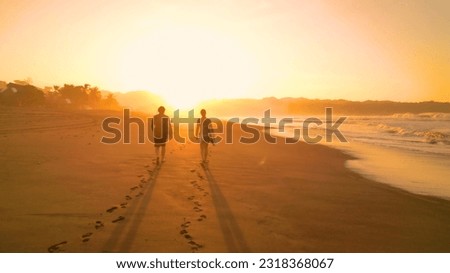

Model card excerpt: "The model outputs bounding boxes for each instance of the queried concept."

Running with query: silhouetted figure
[151,106,172,164]
[195,109,214,164]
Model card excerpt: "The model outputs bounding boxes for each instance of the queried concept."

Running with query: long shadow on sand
[202,165,250,252]
[102,162,162,252]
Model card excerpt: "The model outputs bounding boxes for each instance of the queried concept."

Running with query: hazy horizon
[2,81,450,116]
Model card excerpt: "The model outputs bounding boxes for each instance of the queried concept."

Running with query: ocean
[271,112,450,200]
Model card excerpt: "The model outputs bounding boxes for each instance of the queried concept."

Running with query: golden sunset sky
[1,0,449,108]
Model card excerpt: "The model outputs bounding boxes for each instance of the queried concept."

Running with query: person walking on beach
[151,106,172,164]
[195,109,214,164]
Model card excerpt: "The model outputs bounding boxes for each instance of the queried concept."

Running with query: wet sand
[1,107,449,252]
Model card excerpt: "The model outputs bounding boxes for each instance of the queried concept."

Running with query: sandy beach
[1,107,450,253]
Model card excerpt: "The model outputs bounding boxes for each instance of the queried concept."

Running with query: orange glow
[0,1,449,103]
[118,24,259,109]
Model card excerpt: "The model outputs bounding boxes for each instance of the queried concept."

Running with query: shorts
[154,137,168,147]
[200,135,214,144]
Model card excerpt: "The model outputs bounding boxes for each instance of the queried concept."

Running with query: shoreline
[339,141,450,201]
[1,108,450,252]
[263,117,450,202]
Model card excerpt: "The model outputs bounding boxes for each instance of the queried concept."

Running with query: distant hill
[2,77,448,116]
[199,97,450,117]
[0,81,7,90]
[284,98,450,115]
[111,91,166,113]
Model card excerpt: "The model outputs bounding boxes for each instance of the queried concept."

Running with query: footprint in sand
[188,241,203,251]
[125,195,132,201]
[187,195,195,201]
[197,215,207,222]
[179,220,202,251]
[197,173,205,180]
[137,175,144,178]
[194,201,201,207]
[120,202,127,209]
[193,206,202,212]
[180,229,188,235]
[130,186,139,191]
[181,220,191,229]
[81,232,93,242]
[48,241,68,253]
[82,232,93,238]
[188,239,200,246]
[190,169,196,173]
[112,216,125,223]
[95,221,104,229]
[106,206,118,213]
[135,192,143,197]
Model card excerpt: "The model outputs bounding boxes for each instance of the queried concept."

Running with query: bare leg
[204,143,208,162]
[155,146,160,163]
[200,141,208,162]
[161,145,166,162]
[200,141,205,162]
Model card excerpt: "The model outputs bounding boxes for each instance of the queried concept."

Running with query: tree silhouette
[103,93,120,109]
[88,86,102,106]
[58,84,88,106]
[0,83,45,106]
[0,80,121,110]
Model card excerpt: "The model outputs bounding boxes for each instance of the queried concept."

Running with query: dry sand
[1,107,450,253]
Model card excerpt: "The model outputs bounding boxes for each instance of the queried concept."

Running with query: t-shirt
[152,114,171,139]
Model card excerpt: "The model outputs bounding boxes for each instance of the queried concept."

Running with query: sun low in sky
[0,0,449,109]
[118,24,259,109]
